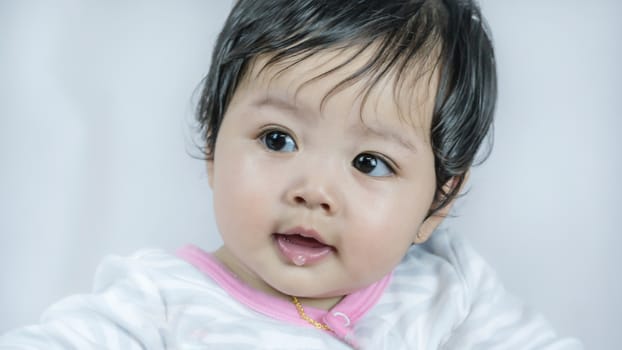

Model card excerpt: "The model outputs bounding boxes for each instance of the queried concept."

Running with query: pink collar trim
[176,244,392,347]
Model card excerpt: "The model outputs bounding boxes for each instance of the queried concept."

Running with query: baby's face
[208,49,440,305]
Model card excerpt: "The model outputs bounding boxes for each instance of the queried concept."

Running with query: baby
[0,0,583,349]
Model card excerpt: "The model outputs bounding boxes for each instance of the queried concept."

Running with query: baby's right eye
[259,129,297,152]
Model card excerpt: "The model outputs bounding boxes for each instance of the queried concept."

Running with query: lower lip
[274,234,334,266]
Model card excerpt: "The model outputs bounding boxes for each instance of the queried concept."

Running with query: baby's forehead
[238,47,440,137]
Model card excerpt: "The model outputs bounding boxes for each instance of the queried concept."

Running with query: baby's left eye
[259,129,297,152]
[352,153,395,177]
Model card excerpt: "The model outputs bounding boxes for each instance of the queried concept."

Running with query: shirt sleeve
[0,250,169,350]
[433,232,584,350]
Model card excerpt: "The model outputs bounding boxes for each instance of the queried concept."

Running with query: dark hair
[197,0,496,216]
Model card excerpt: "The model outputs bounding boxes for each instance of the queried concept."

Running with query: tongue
[275,234,333,266]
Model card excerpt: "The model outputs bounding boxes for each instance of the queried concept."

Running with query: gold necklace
[291,296,331,331]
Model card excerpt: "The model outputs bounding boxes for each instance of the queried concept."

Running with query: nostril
[291,194,334,213]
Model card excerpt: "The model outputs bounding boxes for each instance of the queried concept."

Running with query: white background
[1,1,620,348]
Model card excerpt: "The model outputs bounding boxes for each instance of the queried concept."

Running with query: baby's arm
[0,250,168,350]
[434,233,584,350]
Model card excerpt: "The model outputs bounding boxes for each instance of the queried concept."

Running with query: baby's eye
[260,129,297,152]
[352,153,395,177]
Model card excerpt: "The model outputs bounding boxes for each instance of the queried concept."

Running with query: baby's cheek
[342,238,404,281]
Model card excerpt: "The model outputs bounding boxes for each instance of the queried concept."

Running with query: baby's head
[196,0,496,301]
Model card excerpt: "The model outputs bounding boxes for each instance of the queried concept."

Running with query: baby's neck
[293,295,343,310]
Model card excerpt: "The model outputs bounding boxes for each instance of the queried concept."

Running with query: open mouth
[273,233,334,266]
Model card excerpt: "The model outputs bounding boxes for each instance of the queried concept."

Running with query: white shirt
[0,229,583,349]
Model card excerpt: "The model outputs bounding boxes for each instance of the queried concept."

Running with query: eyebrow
[254,95,418,152]
[357,123,418,153]
[254,95,307,116]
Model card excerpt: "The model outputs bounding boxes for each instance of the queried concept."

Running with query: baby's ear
[206,159,215,189]
[414,173,469,244]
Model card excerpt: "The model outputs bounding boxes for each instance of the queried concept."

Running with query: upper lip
[279,226,329,246]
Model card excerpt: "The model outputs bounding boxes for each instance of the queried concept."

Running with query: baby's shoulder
[371,230,584,350]
[90,247,225,298]
[91,248,189,288]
